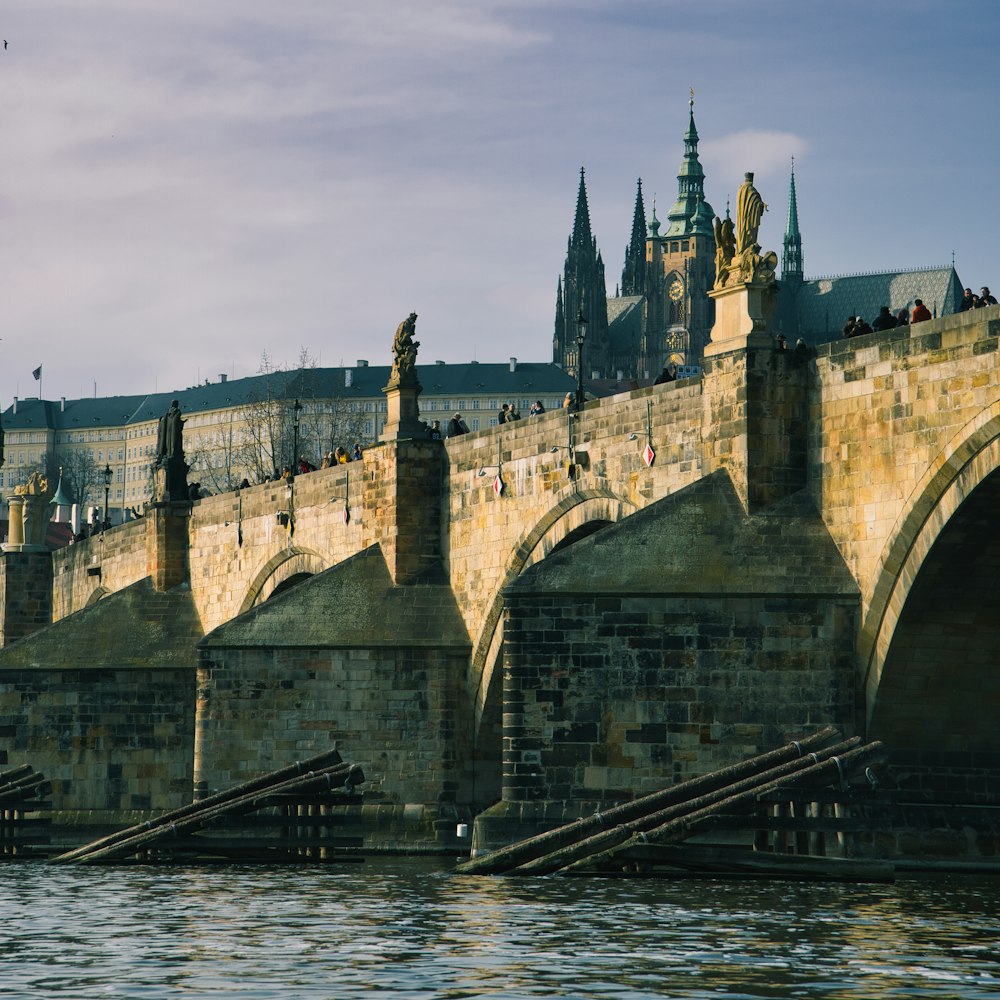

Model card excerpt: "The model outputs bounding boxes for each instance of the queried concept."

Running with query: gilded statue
[713,172,776,288]
[391,312,419,381]
[713,214,736,287]
[14,471,48,496]
[735,172,767,256]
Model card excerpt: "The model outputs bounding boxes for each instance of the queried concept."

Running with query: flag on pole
[32,365,42,381]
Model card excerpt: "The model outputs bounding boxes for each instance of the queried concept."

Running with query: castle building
[554,97,718,380]
[0,360,577,524]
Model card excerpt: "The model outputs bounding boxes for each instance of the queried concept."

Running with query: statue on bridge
[154,399,190,503]
[390,312,420,383]
[713,172,778,290]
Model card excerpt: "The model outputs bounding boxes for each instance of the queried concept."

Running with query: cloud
[700,130,810,193]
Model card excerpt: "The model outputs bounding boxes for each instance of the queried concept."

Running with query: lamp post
[575,307,588,411]
[290,398,302,482]
[102,463,112,530]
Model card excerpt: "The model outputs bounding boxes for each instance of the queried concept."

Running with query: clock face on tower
[669,280,684,302]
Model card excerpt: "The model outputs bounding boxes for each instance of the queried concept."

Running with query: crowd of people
[843,287,996,340]
[422,401,547,440]
[272,443,364,481]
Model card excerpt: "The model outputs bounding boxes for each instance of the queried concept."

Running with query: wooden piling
[454,727,841,876]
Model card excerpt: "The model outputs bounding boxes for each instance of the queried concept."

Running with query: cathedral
[553,97,717,380]
[554,100,964,381]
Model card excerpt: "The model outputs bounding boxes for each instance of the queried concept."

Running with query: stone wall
[194,645,472,845]
[51,519,147,620]
[811,310,1000,618]
[443,381,706,702]
[0,550,53,647]
[501,591,858,804]
[0,665,195,811]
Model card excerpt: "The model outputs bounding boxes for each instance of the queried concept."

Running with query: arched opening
[870,466,1000,755]
[469,492,632,812]
[239,547,328,614]
[266,572,313,601]
[85,586,109,607]
[549,519,611,554]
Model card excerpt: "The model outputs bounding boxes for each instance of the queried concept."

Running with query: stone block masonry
[0,666,195,811]
[0,550,53,647]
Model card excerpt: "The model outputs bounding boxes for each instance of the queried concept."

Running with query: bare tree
[187,413,247,494]
[237,348,370,479]
[58,449,100,509]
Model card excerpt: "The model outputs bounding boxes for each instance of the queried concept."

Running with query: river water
[3,859,999,999]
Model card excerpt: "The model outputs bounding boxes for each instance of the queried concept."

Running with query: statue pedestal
[704,281,777,358]
[2,494,49,552]
[381,371,425,442]
[3,496,25,551]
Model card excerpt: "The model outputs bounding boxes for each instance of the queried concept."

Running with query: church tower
[554,168,609,377]
[621,179,647,298]
[776,159,804,339]
[782,158,804,283]
[644,93,717,367]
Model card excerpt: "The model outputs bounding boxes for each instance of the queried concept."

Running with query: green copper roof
[49,469,74,507]
[665,99,715,238]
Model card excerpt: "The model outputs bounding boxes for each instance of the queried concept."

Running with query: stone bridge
[2,306,998,850]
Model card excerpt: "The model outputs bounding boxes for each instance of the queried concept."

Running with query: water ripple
[2,862,1000,998]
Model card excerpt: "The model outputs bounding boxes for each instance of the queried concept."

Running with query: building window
[472,400,480,409]
[671,242,679,253]
[470,418,480,431]
[682,240,689,251]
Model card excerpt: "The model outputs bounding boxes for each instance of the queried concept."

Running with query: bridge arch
[238,546,330,614]
[861,404,1000,744]
[85,586,109,607]
[469,488,636,732]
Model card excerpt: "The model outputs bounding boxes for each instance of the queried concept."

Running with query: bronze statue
[156,399,184,462]
[155,399,190,502]
[735,172,767,257]
[390,312,419,381]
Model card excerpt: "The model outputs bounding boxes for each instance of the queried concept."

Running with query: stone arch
[238,546,329,614]
[470,488,635,731]
[85,586,109,607]
[860,405,1000,731]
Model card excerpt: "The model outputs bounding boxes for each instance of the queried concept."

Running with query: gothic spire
[571,167,593,252]
[782,158,803,280]
[665,91,714,238]
[621,178,647,296]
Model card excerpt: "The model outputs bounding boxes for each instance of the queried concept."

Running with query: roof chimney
[13,396,17,414]
[509,357,517,372]
[61,396,66,411]
[356,359,369,368]
[345,368,353,388]
[220,373,228,383]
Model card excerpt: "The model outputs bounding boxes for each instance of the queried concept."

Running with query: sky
[2,0,998,407]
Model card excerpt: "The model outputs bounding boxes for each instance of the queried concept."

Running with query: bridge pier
[702,334,808,514]
[0,549,53,647]
[145,501,192,592]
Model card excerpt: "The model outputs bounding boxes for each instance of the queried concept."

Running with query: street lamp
[290,398,302,481]
[102,463,112,530]
[575,307,588,411]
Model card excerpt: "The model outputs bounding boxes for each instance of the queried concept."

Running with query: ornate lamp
[102,463,113,529]
[575,308,588,411]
